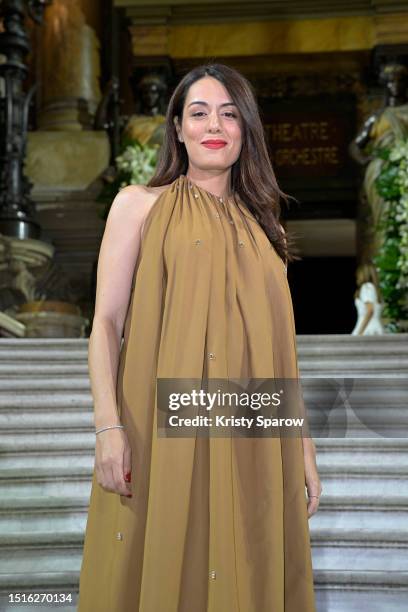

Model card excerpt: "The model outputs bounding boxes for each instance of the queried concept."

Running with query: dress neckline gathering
[178,173,237,205]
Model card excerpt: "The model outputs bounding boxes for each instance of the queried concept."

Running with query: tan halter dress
[78,173,316,612]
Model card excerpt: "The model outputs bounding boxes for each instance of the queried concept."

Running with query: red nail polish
[127,494,132,498]
[125,472,131,482]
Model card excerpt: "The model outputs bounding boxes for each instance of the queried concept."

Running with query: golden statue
[122,73,168,147]
[349,62,408,286]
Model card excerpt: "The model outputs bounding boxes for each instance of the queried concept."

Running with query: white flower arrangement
[115,142,160,188]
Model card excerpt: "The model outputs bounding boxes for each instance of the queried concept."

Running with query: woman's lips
[201,142,227,149]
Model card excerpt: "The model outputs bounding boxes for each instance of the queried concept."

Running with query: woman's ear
[174,117,183,143]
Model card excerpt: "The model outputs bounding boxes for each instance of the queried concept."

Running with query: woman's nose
[208,113,221,130]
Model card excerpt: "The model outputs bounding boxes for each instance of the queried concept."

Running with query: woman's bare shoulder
[114,183,172,218]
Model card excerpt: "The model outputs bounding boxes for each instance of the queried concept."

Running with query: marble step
[1,436,406,462]
[297,333,408,350]
[0,393,92,409]
[316,445,408,472]
[2,454,407,475]
[0,364,89,377]
[314,589,408,612]
[0,465,93,481]
[1,495,406,522]
[0,548,81,582]
[300,363,408,375]
[0,453,93,470]
[317,493,408,511]
[0,487,405,515]
[2,378,406,399]
[2,523,396,547]
[1,522,406,571]
[0,361,403,378]
[314,476,408,498]
[310,508,407,531]
[1,435,405,455]
[0,335,406,353]
[0,453,406,480]
[3,350,87,364]
[0,541,406,602]
[310,514,408,547]
[0,377,91,389]
[0,411,93,431]
[0,411,94,431]
[312,545,408,574]
[0,511,88,535]
[1,507,406,547]
[0,495,88,513]
[0,478,91,499]
[0,476,406,506]
[1,480,404,514]
[314,438,408,450]
[0,432,94,453]
[0,336,406,375]
[0,338,88,359]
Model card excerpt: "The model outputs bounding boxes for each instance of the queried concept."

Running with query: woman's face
[175,76,242,173]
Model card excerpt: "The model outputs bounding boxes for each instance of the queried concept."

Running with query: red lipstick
[201,139,227,149]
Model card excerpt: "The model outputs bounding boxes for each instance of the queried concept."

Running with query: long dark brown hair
[147,63,297,264]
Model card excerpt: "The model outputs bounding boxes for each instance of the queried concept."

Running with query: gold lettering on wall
[265,114,349,178]
[268,121,330,143]
[275,147,339,166]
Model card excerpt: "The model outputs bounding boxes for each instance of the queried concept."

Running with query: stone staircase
[298,335,408,612]
[0,340,91,612]
[0,335,407,611]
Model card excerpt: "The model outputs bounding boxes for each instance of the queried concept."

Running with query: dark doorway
[288,257,357,334]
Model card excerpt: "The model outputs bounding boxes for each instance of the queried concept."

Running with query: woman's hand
[303,437,322,518]
[95,427,132,497]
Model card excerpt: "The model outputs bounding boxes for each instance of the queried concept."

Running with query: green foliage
[372,140,408,331]
[375,164,400,200]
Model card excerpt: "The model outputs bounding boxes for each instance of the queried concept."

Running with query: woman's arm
[303,437,321,518]
[278,221,322,515]
[89,184,152,497]
[355,301,374,335]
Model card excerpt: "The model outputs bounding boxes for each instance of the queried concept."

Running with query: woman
[78,63,321,612]
[351,264,384,335]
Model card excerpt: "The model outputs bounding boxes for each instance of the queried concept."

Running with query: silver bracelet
[95,424,125,435]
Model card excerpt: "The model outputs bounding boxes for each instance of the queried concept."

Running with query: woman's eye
[191,111,238,118]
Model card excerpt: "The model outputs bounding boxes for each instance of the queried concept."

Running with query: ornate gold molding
[129,16,375,58]
[115,0,408,26]
[128,10,408,58]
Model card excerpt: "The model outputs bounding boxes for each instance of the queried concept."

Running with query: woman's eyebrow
[187,101,237,108]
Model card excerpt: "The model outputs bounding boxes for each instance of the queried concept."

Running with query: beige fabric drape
[78,174,316,612]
